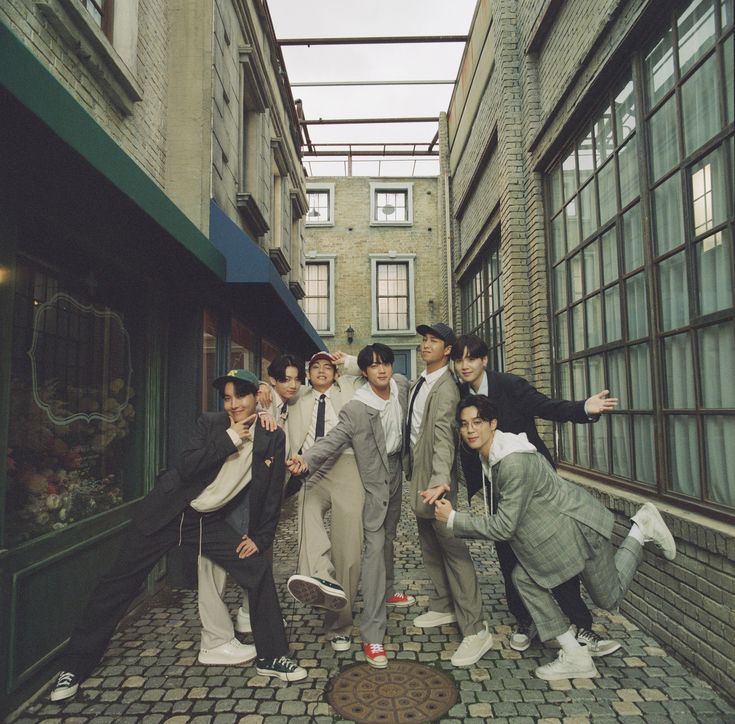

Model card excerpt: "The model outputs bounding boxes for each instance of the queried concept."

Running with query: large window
[304,256,335,334]
[81,0,114,40]
[546,0,734,513]
[370,182,413,225]
[370,254,416,334]
[5,258,143,546]
[306,184,335,226]
[460,233,505,372]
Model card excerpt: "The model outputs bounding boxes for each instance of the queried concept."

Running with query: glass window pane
[588,354,604,391]
[725,36,734,123]
[584,240,600,292]
[578,132,595,183]
[555,311,569,358]
[704,416,735,505]
[601,228,619,284]
[697,231,733,315]
[630,343,653,408]
[667,416,701,497]
[607,348,629,407]
[554,262,567,310]
[549,163,563,213]
[626,272,649,339]
[575,425,591,467]
[622,204,644,272]
[681,54,722,156]
[597,160,617,223]
[618,135,640,207]
[615,79,636,141]
[604,285,622,342]
[551,212,566,262]
[570,252,583,298]
[579,181,598,240]
[699,321,735,407]
[724,0,734,27]
[571,302,585,352]
[644,26,675,108]
[573,358,586,399]
[591,415,609,472]
[565,200,580,250]
[558,361,572,400]
[611,415,632,478]
[653,174,684,255]
[658,251,690,330]
[594,107,614,166]
[633,415,656,484]
[587,294,603,347]
[663,332,696,407]
[562,149,577,200]
[677,0,717,75]
[690,144,729,236]
[648,96,680,182]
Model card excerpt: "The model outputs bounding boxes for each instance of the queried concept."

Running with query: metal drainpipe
[443,170,454,327]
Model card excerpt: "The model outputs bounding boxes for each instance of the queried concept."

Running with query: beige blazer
[403,367,460,518]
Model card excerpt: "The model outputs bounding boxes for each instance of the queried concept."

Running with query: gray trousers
[416,515,485,637]
[513,530,643,641]
[359,453,403,643]
[298,453,364,638]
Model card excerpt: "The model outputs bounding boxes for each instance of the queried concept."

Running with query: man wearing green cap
[50,369,306,703]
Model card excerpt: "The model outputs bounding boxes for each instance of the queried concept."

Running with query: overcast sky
[267,0,478,176]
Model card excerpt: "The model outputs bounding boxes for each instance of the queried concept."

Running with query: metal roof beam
[278,35,467,46]
[302,150,439,157]
[300,117,438,125]
[291,79,455,87]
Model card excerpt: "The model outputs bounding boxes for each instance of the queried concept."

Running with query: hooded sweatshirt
[353,377,403,456]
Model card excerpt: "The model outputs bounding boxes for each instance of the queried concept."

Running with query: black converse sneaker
[287,574,347,610]
[50,671,79,701]
[256,656,307,682]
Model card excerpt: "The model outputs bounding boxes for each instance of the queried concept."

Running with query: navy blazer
[459,369,594,499]
[133,412,285,553]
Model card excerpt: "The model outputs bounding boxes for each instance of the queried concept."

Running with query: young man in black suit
[451,334,620,657]
[50,370,306,701]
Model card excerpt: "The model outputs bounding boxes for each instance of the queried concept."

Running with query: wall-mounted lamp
[346,325,355,344]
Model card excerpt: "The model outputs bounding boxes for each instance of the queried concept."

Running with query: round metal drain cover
[326,661,458,723]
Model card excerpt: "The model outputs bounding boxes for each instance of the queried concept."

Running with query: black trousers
[495,540,592,630]
[62,508,288,680]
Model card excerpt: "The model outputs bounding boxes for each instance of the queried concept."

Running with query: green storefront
[0,23,320,717]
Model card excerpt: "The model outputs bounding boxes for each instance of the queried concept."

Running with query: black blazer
[459,370,594,499]
[133,412,286,553]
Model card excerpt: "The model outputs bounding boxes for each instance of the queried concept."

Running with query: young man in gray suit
[287,343,411,667]
[433,395,676,680]
[406,323,492,667]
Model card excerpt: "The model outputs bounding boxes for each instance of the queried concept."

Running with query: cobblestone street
[15,490,734,724]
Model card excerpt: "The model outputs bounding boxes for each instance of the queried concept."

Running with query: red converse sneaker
[386,592,416,607]
[362,643,388,668]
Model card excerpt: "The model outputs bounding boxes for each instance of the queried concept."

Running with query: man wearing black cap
[406,324,492,668]
[49,369,306,702]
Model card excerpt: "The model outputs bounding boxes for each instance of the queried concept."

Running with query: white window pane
[615,80,636,141]
[644,27,675,107]
[664,332,696,407]
[626,273,649,339]
[704,416,735,505]
[681,54,721,155]
[697,232,732,315]
[653,175,684,255]
[611,415,632,478]
[699,322,735,407]
[677,0,717,75]
[658,251,689,330]
[633,415,656,484]
[667,416,701,497]
[630,343,653,408]
[622,203,644,271]
[649,96,679,182]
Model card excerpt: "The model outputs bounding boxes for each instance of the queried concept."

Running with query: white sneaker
[451,623,493,667]
[509,622,537,652]
[631,503,676,560]
[330,635,352,652]
[576,627,622,657]
[535,649,598,680]
[413,610,457,628]
[198,638,257,665]
[235,608,252,633]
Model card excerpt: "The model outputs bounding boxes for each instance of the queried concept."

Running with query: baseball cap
[212,369,260,391]
[308,351,335,366]
[416,322,456,345]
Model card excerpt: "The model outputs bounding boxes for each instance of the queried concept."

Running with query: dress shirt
[302,385,338,452]
[409,365,449,448]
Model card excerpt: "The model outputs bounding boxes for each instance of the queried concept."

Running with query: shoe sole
[365,658,388,669]
[330,642,352,652]
[451,635,494,667]
[387,599,415,607]
[198,652,256,665]
[288,577,346,611]
[50,684,78,702]
[582,641,622,658]
[413,615,457,628]
[535,665,599,680]
[256,667,307,682]
[509,638,532,652]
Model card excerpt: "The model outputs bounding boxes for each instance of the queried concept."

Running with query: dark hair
[450,334,489,361]
[455,394,499,424]
[268,354,305,383]
[357,343,395,371]
[217,379,258,398]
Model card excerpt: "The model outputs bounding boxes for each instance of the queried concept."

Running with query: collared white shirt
[302,384,339,452]
[409,365,449,448]
[190,430,253,512]
[469,374,488,397]
[354,378,403,456]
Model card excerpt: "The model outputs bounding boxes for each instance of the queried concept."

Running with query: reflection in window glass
[570,252,583,298]
[618,136,640,207]
[575,425,591,467]
[556,311,569,358]
[604,285,622,341]
[597,160,617,223]
[562,149,577,201]
[725,36,734,122]
[583,240,600,292]
[554,262,567,310]
[607,348,629,407]
[591,415,609,472]
[663,333,695,407]
[622,203,644,272]
[658,251,689,330]
[601,227,618,284]
[626,273,649,339]
[614,80,636,141]
[705,416,735,505]
[551,212,566,262]
[668,416,701,497]
[611,416,632,478]
[677,0,717,75]
[697,232,732,315]
[572,358,587,400]
[565,200,580,250]
[587,294,603,347]
[307,191,330,223]
[649,97,679,181]
[690,145,728,235]
[579,182,597,240]
[571,302,585,352]
[588,354,604,391]
[549,165,564,213]
[633,415,656,484]
[644,27,675,107]
[578,133,595,183]
[594,108,614,166]
[630,343,653,408]
[653,175,684,255]
[699,322,735,407]
[681,54,721,155]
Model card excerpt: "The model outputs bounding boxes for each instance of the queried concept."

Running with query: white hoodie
[353,378,403,456]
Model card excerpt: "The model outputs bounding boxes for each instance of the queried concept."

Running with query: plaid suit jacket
[452,451,614,588]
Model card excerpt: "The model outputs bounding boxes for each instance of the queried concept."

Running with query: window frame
[304,254,336,335]
[305,184,335,227]
[369,182,414,226]
[370,253,416,335]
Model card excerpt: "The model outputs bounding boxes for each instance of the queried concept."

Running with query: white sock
[556,627,583,654]
[628,522,646,545]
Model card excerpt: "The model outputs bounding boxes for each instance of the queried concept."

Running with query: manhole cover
[326,661,458,723]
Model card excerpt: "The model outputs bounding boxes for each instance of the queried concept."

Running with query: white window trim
[370,252,416,336]
[305,252,336,336]
[369,181,413,226]
[305,183,335,227]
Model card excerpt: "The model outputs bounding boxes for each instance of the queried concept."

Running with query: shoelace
[57,672,75,686]
[578,629,602,644]
[275,656,298,671]
[367,644,385,654]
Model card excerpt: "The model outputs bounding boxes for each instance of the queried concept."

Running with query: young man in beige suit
[406,323,492,667]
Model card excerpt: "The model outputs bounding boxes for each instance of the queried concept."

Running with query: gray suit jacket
[303,376,409,531]
[452,451,614,588]
[403,367,460,518]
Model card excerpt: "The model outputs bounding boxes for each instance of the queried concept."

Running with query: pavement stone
[11,490,735,723]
